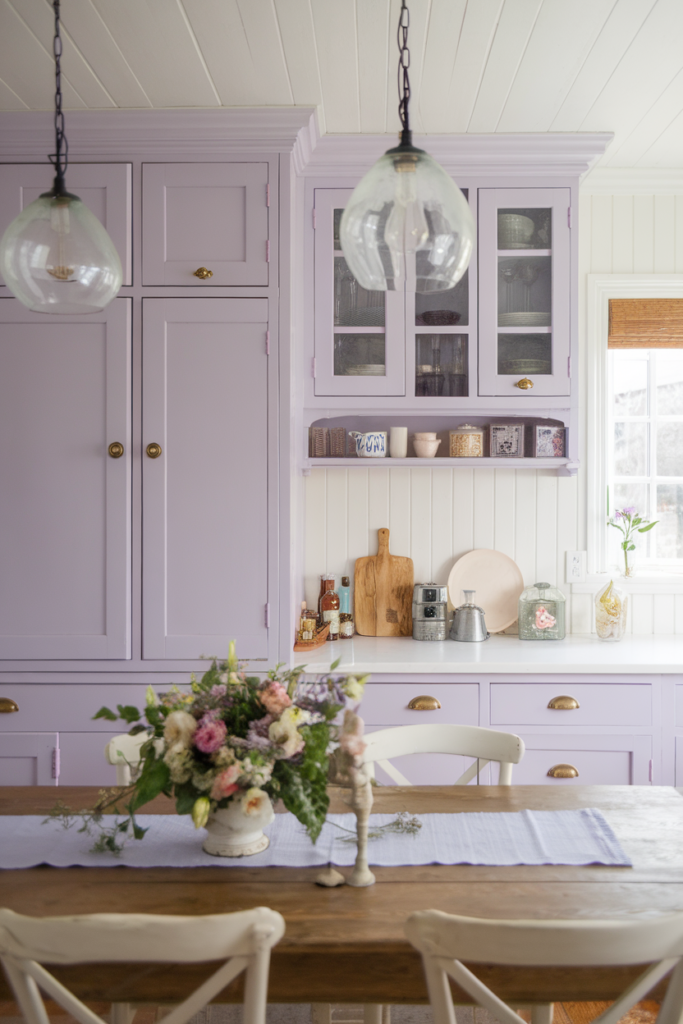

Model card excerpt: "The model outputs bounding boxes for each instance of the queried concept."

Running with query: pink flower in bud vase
[194,718,227,754]
[211,762,241,801]
[258,681,292,717]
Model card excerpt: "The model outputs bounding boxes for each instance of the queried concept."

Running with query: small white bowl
[414,438,441,458]
[413,431,438,440]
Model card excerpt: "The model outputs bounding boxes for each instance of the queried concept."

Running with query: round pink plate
[447,549,524,633]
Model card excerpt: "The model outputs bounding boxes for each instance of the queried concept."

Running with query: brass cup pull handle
[0,698,19,713]
[146,443,162,459]
[408,695,442,711]
[108,442,124,459]
[514,377,534,390]
[548,695,580,710]
[193,267,213,280]
[547,763,579,779]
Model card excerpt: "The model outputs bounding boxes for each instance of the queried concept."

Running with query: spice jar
[339,612,354,639]
[449,423,484,457]
[595,579,627,641]
[518,582,566,641]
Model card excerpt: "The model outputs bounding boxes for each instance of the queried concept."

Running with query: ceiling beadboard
[1,0,682,167]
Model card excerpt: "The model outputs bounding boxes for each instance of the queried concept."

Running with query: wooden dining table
[1,784,683,1008]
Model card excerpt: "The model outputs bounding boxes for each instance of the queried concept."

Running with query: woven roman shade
[609,298,683,348]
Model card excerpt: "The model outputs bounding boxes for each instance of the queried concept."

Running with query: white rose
[163,710,197,748]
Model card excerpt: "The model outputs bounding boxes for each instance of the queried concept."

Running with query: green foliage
[174,782,197,816]
[273,722,331,842]
[92,706,118,721]
[117,705,142,724]
[130,757,170,811]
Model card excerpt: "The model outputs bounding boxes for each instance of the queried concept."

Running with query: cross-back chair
[104,732,148,786]
[362,723,525,786]
[405,909,683,1024]
[0,906,285,1024]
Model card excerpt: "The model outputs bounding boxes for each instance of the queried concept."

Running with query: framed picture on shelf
[533,425,566,458]
[489,424,525,458]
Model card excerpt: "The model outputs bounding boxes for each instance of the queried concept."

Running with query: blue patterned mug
[349,431,387,458]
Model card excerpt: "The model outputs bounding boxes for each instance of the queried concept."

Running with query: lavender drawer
[490,683,651,727]
[513,733,652,786]
[0,684,150,732]
[358,683,479,726]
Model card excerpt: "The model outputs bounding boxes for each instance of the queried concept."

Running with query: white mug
[389,427,408,458]
[349,431,387,458]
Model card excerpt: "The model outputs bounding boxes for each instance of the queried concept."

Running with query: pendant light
[340,1,475,293]
[0,0,122,314]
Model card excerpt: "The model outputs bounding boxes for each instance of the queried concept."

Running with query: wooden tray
[293,622,330,652]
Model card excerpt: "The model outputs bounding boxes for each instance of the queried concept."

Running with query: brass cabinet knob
[108,442,124,459]
[547,695,580,710]
[547,763,579,778]
[193,267,213,280]
[0,698,19,713]
[408,695,442,711]
[146,443,162,459]
[514,377,534,390]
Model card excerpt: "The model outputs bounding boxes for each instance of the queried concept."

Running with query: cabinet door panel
[513,734,651,785]
[478,188,570,398]
[143,298,271,660]
[142,164,269,286]
[0,299,131,658]
[0,733,57,785]
[359,683,479,725]
[0,163,132,286]
[58,732,117,786]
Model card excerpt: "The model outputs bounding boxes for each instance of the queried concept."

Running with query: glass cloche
[518,582,566,641]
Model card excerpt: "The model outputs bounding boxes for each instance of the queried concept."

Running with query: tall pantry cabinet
[0,110,312,785]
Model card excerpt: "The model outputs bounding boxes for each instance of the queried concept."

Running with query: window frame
[587,274,683,576]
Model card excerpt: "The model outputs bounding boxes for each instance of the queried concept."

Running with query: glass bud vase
[595,580,628,641]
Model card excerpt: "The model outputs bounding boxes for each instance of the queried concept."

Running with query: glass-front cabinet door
[478,188,570,398]
[313,189,405,397]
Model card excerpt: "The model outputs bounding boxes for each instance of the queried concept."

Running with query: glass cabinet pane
[415,334,468,397]
[334,256,385,327]
[498,208,552,249]
[334,334,386,377]
[415,271,468,326]
[497,333,551,376]
[498,256,551,327]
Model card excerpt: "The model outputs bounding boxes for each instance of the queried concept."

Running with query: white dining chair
[0,905,285,1024]
[362,723,525,787]
[105,732,148,785]
[405,908,683,1024]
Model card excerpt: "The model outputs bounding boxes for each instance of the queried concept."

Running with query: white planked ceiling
[1,0,682,167]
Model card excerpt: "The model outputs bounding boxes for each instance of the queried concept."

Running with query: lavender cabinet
[0,733,58,785]
[0,163,132,286]
[142,163,270,286]
[142,298,273,660]
[0,298,131,659]
[478,188,571,398]
[512,734,652,786]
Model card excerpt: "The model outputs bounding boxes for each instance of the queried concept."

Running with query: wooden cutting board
[354,528,414,636]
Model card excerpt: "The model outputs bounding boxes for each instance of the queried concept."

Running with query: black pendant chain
[397,0,412,146]
[49,0,69,195]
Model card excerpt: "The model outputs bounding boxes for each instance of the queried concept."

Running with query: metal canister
[412,583,449,641]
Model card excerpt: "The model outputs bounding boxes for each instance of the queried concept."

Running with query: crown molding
[300,132,614,178]
[0,107,319,160]
[581,167,683,195]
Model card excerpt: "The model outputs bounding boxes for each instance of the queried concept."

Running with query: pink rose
[258,681,292,717]
[211,763,241,801]
[194,719,227,754]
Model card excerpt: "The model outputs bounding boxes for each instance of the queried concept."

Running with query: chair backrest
[362,724,525,786]
[0,906,285,1024]
[405,909,683,1024]
[104,733,148,786]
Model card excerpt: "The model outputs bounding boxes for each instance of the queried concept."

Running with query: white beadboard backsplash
[304,191,683,636]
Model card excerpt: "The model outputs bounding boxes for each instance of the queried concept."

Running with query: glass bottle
[319,574,340,641]
[518,582,566,640]
[595,579,628,641]
[339,576,351,614]
[298,601,318,642]
[339,612,355,639]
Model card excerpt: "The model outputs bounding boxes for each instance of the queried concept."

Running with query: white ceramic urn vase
[203,792,275,857]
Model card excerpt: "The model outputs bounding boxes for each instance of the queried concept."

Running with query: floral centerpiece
[71,643,367,857]
[607,507,658,577]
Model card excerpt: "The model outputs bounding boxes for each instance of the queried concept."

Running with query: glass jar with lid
[518,582,565,640]
[449,423,484,457]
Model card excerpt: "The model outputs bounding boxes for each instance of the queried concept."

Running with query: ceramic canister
[349,431,387,458]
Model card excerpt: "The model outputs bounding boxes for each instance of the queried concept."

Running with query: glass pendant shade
[0,190,123,314]
[340,144,475,293]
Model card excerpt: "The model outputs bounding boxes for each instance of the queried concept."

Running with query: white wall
[304,187,683,633]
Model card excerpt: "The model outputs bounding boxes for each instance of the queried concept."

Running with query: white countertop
[297,633,683,675]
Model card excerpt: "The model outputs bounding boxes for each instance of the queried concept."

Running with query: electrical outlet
[565,550,586,584]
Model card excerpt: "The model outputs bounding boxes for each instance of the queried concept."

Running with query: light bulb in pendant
[384,157,429,257]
